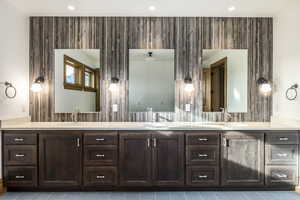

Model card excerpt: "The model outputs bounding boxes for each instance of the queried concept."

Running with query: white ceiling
[6,0,288,17]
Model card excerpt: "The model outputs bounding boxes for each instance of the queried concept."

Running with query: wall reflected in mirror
[54,49,100,113]
[129,49,175,112]
[202,49,248,113]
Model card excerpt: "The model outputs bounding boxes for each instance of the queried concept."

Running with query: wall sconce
[257,77,272,96]
[184,76,195,93]
[109,77,119,92]
[31,76,44,93]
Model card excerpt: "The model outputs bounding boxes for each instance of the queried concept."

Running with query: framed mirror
[129,49,175,112]
[54,49,100,113]
[202,49,248,113]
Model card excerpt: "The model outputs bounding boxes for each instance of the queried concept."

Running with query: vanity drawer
[266,166,298,186]
[266,145,298,165]
[186,166,219,186]
[186,146,219,165]
[4,166,37,187]
[186,133,219,145]
[266,133,299,145]
[4,145,37,166]
[84,167,117,186]
[4,133,37,145]
[84,132,118,145]
[84,146,117,166]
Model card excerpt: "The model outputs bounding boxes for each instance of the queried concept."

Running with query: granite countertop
[1,120,300,131]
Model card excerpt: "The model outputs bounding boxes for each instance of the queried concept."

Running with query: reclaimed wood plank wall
[29,17,273,122]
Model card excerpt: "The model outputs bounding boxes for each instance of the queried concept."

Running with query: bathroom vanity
[1,123,299,191]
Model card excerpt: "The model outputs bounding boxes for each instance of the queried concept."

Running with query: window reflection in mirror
[129,49,175,112]
[55,49,100,113]
[202,50,248,113]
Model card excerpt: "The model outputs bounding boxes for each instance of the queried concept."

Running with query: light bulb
[109,83,119,92]
[259,83,272,95]
[184,83,195,93]
[31,83,42,93]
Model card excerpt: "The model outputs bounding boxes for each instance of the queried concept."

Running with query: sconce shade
[257,77,272,95]
[31,76,44,93]
[184,76,195,92]
[109,77,119,92]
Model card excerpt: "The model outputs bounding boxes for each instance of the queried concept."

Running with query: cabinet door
[119,132,152,186]
[39,133,82,187]
[221,132,264,186]
[152,132,184,186]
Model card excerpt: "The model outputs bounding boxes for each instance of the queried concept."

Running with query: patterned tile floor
[0,191,300,200]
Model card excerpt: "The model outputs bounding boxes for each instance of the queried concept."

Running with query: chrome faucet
[71,108,80,123]
[220,107,232,122]
[146,107,155,122]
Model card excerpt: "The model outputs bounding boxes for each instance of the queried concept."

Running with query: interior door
[152,132,185,186]
[221,131,264,186]
[210,58,226,112]
[39,133,82,187]
[119,132,152,186]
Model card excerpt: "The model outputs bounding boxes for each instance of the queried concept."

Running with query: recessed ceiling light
[148,5,156,11]
[228,6,236,12]
[67,5,76,11]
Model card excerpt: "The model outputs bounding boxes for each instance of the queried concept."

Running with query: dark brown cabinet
[39,133,82,187]
[152,132,184,186]
[221,132,264,186]
[119,132,152,186]
[119,132,184,187]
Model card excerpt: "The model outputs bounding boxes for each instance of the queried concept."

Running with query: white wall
[273,0,300,120]
[203,50,248,113]
[54,49,99,113]
[0,0,29,120]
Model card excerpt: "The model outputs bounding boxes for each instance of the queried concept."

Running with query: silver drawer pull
[274,173,288,178]
[198,138,208,141]
[277,153,288,157]
[14,138,24,142]
[15,154,25,157]
[15,175,25,179]
[198,175,208,179]
[96,138,105,141]
[96,154,105,158]
[96,175,105,179]
[279,137,289,141]
[198,154,208,157]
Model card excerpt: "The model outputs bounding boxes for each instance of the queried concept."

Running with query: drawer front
[266,145,298,165]
[266,133,299,145]
[186,133,219,145]
[4,166,37,187]
[84,167,117,186]
[4,133,37,145]
[186,166,219,186]
[84,146,117,166]
[186,146,219,165]
[84,132,118,145]
[266,166,298,186]
[4,145,37,166]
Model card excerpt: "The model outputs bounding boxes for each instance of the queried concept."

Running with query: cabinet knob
[96,154,105,158]
[15,154,25,157]
[198,138,208,141]
[15,175,25,179]
[96,138,105,141]
[14,138,24,142]
[96,175,105,179]
[198,154,208,157]
[198,175,208,179]
[274,173,288,179]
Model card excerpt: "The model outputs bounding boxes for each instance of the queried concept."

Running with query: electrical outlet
[112,104,118,112]
[185,104,191,112]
